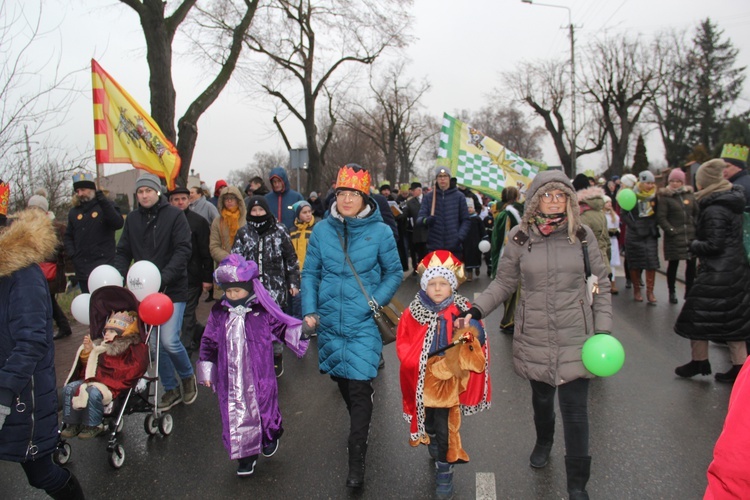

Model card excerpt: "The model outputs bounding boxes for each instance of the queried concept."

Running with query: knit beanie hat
[247,195,272,215]
[27,188,49,212]
[620,174,638,189]
[135,172,163,194]
[309,191,318,199]
[293,200,311,219]
[696,159,726,190]
[434,166,451,178]
[668,168,686,183]
[638,170,655,183]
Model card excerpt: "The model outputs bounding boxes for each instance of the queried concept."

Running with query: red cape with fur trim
[397,299,491,440]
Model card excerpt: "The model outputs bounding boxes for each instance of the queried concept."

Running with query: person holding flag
[417,166,470,259]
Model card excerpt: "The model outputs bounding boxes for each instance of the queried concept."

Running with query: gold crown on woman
[336,165,371,194]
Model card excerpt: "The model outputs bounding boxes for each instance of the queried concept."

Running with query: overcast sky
[16,0,750,191]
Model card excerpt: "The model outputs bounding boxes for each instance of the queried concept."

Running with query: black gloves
[457,307,482,321]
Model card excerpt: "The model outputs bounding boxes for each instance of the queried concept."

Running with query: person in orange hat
[397,250,490,499]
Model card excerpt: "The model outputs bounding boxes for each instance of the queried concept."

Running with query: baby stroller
[55,285,175,469]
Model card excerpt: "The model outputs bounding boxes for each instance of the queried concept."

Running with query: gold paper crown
[104,311,138,334]
[0,181,9,216]
[336,165,371,194]
[720,144,749,163]
[416,250,466,285]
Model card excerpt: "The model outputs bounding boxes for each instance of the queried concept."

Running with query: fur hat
[696,159,726,190]
[135,172,163,194]
[72,172,96,191]
[104,311,139,336]
[638,170,655,183]
[27,188,49,213]
[668,168,686,183]
[416,250,466,289]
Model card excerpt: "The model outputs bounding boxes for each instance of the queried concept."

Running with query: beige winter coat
[209,186,247,264]
[472,170,612,386]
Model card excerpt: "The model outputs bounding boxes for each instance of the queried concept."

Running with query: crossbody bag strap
[576,226,592,278]
[337,232,381,315]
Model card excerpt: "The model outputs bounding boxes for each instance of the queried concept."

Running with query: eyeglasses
[336,191,361,200]
[224,196,238,203]
[540,192,567,203]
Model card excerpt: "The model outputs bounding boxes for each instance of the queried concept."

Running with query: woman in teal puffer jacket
[302,164,402,491]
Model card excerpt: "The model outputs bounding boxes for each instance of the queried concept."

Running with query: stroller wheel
[109,444,125,469]
[158,414,174,436]
[53,442,72,465]
[144,415,159,436]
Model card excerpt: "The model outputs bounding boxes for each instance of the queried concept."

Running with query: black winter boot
[675,360,712,378]
[48,471,85,500]
[346,443,367,488]
[565,455,591,500]
[715,365,742,384]
[669,290,678,304]
[529,418,555,468]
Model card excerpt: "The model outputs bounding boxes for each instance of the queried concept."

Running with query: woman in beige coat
[456,170,612,500]
[209,186,247,265]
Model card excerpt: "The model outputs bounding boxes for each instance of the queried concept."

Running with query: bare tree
[581,34,664,176]
[241,0,412,192]
[0,2,81,186]
[343,63,433,185]
[226,149,286,188]
[118,0,259,185]
[503,59,604,177]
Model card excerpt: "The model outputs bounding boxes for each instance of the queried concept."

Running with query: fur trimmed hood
[658,185,694,197]
[577,186,606,211]
[521,170,582,241]
[0,208,57,278]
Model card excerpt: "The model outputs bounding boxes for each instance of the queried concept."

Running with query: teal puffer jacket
[302,201,402,380]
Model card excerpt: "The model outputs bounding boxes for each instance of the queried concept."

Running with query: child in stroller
[60,308,149,439]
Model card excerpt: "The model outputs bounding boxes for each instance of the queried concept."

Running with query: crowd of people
[1,142,750,499]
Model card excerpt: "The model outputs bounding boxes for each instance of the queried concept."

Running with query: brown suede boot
[630,269,643,302]
[646,269,657,305]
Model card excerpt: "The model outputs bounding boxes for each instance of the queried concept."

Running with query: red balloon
[139,293,174,326]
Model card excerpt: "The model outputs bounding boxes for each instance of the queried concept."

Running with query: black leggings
[332,376,374,447]
[20,452,70,494]
[530,378,589,457]
[424,407,449,462]
[666,259,696,293]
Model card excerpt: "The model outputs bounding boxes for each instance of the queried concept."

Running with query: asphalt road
[1,271,732,499]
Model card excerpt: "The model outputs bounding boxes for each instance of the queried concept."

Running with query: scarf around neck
[533,212,567,236]
[247,213,275,235]
[635,183,656,217]
[221,207,241,244]
[695,179,733,201]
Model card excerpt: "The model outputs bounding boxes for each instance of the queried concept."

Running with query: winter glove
[457,307,482,321]
[424,216,436,227]
[302,314,319,340]
[0,404,10,431]
[95,190,106,201]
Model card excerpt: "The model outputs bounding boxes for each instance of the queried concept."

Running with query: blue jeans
[152,301,193,391]
[62,380,104,427]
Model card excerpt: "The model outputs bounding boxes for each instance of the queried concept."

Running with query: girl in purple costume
[197,254,309,476]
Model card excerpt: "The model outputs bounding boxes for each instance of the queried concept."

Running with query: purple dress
[197,299,308,459]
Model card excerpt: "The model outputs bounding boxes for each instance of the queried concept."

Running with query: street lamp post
[521,0,576,175]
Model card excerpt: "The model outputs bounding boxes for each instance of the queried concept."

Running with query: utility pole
[24,125,34,189]
[521,0,577,175]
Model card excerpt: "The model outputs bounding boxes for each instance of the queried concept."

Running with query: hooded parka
[265,167,304,230]
[210,186,247,264]
[674,186,750,341]
[577,186,611,276]
[0,209,59,462]
[301,200,403,380]
[472,171,612,386]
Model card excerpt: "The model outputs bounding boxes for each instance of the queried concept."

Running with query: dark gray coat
[623,196,660,270]
[657,187,698,261]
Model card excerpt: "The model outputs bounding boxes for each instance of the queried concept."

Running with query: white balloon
[70,293,91,325]
[127,260,162,301]
[478,240,491,253]
[88,265,123,292]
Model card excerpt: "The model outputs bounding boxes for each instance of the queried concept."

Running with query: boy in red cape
[397,250,491,500]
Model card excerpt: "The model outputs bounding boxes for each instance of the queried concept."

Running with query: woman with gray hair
[455,170,612,500]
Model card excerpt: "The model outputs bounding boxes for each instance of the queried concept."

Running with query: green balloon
[616,188,637,211]
[582,334,625,377]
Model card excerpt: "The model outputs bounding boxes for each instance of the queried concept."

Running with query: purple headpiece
[214,254,298,326]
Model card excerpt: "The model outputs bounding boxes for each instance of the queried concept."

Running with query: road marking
[476,472,496,499]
